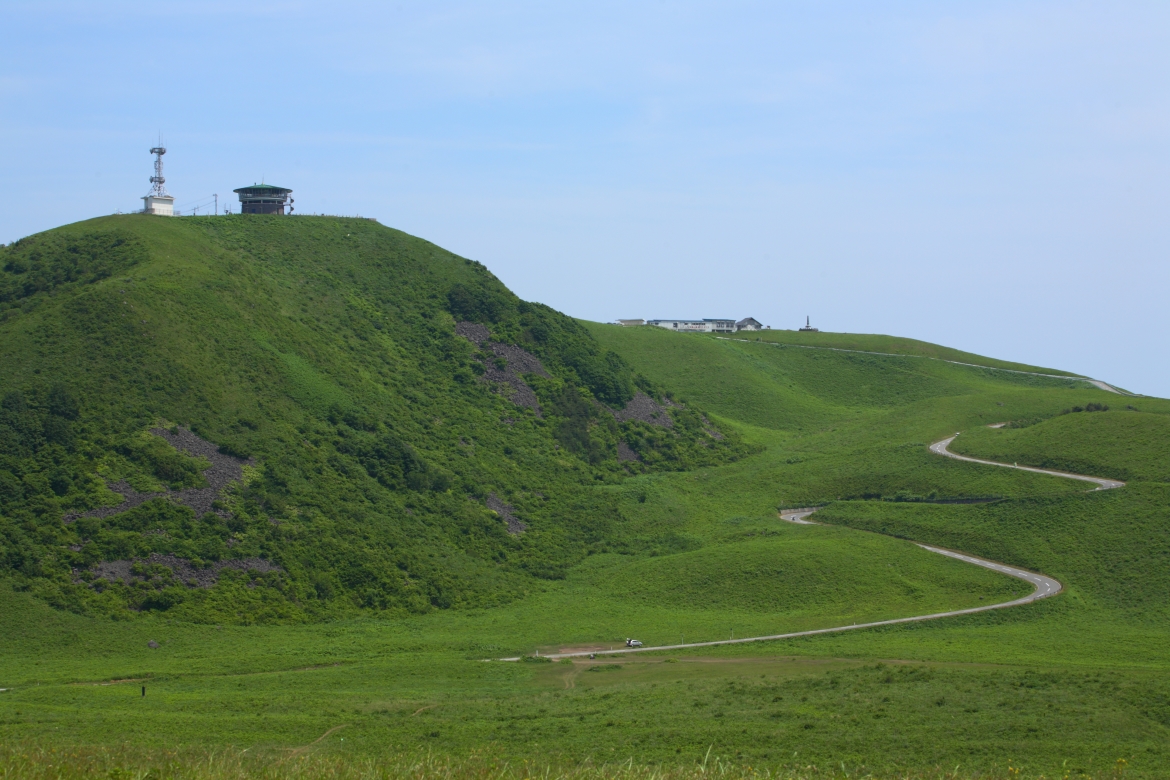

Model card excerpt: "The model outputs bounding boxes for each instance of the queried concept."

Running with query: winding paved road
[502,432,1121,662]
[931,435,1125,490]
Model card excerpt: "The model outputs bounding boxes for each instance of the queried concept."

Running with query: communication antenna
[148,137,170,198]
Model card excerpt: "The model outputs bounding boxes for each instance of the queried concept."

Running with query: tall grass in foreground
[0,745,1131,780]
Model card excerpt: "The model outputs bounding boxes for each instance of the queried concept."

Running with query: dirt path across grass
[287,724,346,756]
[495,430,1127,662]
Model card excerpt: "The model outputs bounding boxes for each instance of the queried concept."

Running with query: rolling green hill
[2,217,1169,778]
[0,214,748,622]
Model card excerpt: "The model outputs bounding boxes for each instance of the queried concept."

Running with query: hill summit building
[234,184,293,215]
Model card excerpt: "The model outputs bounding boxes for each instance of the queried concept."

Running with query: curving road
[931,435,1125,490]
[501,431,1124,661]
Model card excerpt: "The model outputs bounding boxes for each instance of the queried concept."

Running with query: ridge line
[713,337,1138,396]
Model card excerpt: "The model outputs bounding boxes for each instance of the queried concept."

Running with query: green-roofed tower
[233,183,293,215]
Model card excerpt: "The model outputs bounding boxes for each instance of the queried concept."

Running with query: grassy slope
[1,223,1169,777]
[726,327,1081,376]
[0,215,748,621]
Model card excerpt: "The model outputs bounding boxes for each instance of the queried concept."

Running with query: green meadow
[2,217,1169,778]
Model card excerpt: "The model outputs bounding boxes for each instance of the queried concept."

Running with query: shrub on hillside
[0,230,147,312]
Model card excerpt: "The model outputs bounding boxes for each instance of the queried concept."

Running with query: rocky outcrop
[612,391,673,428]
[65,427,254,523]
[85,552,280,589]
[617,441,641,462]
[455,321,491,345]
[486,492,527,535]
[456,322,550,416]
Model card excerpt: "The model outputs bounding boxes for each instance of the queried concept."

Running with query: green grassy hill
[2,218,1169,778]
[0,215,747,622]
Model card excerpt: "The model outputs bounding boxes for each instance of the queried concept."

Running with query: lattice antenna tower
[148,135,170,198]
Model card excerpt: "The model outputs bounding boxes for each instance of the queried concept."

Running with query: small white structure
[142,193,174,216]
[735,317,764,331]
[616,319,645,327]
[142,145,175,216]
[798,316,819,332]
[648,319,737,333]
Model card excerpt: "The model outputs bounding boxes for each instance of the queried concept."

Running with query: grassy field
[2,219,1169,778]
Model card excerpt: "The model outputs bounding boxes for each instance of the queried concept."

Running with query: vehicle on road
[625,639,643,647]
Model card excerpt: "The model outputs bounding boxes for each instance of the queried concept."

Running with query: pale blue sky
[3,2,1168,395]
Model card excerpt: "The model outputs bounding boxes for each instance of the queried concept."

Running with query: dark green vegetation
[2,216,1170,778]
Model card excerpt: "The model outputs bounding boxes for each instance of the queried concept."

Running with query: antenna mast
[148,141,170,198]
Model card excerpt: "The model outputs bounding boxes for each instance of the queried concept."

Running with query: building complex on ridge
[616,318,768,333]
[616,317,825,333]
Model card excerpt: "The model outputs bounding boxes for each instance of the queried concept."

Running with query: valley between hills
[1,215,1169,779]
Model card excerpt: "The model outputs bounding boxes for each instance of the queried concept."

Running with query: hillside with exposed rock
[0,215,750,622]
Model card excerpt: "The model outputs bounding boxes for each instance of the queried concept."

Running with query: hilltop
[0,214,748,622]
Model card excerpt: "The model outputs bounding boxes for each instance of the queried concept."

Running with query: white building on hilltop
[647,319,737,333]
[142,145,175,216]
[620,317,771,333]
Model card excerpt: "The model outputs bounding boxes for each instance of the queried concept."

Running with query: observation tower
[234,184,293,215]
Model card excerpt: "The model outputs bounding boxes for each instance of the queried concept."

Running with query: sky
[2,1,1168,396]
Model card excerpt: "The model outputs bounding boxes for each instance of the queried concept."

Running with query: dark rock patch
[455,321,491,344]
[612,392,673,428]
[65,427,254,523]
[147,640,160,649]
[456,321,550,417]
[85,552,280,590]
[701,415,725,440]
[617,441,641,462]
[151,427,255,517]
[486,493,527,535]
[487,342,548,379]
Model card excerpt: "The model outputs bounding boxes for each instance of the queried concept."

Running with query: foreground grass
[2,744,1138,780]
[2,583,1166,776]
